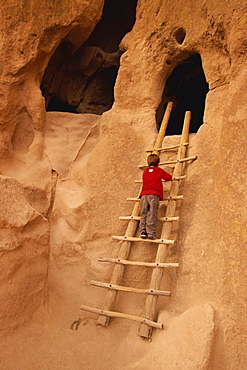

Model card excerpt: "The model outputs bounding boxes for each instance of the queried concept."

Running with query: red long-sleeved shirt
[140,166,172,200]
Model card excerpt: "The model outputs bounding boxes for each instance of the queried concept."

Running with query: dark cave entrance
[156,54,209,134]
[41,0,138,115]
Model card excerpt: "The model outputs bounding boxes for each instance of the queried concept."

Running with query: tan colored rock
[0,0,246,369]
[44,112,101,179]
[130,304,215,370]
[0,0,104,156]
[0,176,49,333]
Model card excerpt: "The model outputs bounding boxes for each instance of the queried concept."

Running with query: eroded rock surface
[0,0,246,369]
[130,304,215,370]
[0,176,49,333]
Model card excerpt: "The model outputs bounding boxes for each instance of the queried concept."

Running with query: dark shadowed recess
[41,0,138,114]
[156,54,209,134]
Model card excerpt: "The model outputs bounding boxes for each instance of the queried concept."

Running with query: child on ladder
[139,154,172,239]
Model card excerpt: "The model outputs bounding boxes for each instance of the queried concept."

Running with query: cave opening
[156,54,209,134]
[41,0,138,115]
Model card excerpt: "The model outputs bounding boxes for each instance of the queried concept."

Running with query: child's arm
[162,170,172,181]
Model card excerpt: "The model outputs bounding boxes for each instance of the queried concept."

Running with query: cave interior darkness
[40,0,209,134]
[41,0,138,115]
[157,54,209,134]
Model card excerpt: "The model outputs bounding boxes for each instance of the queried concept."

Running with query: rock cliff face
[0,0,246,369]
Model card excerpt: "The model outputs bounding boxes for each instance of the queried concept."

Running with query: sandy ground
[0,258,215,370]
[0,261,161,370]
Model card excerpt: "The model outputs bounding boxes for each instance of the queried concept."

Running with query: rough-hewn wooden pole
[153,102,173,155]
[139,111,191,338]
[97,202,140,326]
[97,102,173,326]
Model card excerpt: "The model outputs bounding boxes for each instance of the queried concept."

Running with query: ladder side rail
[98,202,140,326]
[139,111,191,338]
[153,102,173,154]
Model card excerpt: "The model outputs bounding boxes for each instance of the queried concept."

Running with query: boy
[139,154,172,239]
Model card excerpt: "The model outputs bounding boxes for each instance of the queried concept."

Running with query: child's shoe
[147,234,156,240]
[140,230,148,239]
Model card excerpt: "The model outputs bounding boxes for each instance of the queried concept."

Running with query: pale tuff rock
[44,112,101,180]
[129,304,215,370]
[0,0,246,369]
[0,176,49,333]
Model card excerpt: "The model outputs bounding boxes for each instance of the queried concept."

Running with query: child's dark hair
[147,154,160,167]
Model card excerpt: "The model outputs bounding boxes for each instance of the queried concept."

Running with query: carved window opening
[156,54,209,134]
[40,0,137,115]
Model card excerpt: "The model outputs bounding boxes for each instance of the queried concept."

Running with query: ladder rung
[158,216,179,221]
[159,155,197,165]
[138,155,197,169]
[164,195,183,200]
[119,216,179,222]
[119,215,140,220]
[81,304,163,329]
[134,176,186,183]
[172,175,187,180]
[146,142,189,152]
[127,196,183,202]
[91,280,171,296]
[98,257,179,268]
[112,235,175,245]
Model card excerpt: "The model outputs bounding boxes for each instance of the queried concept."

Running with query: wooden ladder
[81,102,197,338]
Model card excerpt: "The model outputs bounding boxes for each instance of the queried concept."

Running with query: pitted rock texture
[0,0,246,369]
[0,176,49,333]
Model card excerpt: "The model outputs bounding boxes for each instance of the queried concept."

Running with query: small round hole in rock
[174,27,186,45]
